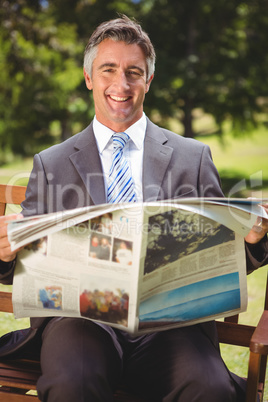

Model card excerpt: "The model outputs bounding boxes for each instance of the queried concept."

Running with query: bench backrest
[0,184,26,216]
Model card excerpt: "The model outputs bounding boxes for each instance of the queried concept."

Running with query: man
[0,15,268,402]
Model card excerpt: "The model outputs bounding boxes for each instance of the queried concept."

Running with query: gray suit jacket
[21,118,223,216]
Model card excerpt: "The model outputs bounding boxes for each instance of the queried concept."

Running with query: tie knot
[112,132,129,150]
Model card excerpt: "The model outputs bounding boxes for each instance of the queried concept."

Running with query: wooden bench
[0,183,267,402]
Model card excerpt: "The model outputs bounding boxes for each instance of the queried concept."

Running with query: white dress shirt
[93,113,147,202]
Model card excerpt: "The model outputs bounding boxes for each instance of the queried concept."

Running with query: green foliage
[0,0,88,157]
[0,0,268,156]
[142,0,268,137]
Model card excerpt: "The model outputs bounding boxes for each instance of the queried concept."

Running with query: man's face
[84,39,153,132]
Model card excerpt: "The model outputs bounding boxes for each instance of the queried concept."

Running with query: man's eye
[128,70,142,77]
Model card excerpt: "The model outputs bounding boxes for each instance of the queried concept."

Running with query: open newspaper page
[12,206,144,334]
[135,205,247,334]
[10,198,267,335]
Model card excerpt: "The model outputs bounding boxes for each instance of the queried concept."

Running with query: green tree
[141,0,268,137]
[0,0,87,157]
[0,0,141,159]
[1,0,268,157]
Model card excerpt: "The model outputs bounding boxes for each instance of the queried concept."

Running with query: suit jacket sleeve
[21,153,49,217]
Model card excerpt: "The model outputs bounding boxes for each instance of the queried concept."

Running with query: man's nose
[114,71,130,91]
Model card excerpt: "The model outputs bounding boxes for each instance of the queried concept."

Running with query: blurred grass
[0,157,32,187]
[0,127,268,400]
[200,125,268,198]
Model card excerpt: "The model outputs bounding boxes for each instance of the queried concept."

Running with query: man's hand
[245,203,268,244]
[0,214,23,262]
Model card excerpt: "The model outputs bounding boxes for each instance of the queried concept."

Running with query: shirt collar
[93,113,147,153]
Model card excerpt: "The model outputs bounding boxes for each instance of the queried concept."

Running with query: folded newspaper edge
[8,197,268,250]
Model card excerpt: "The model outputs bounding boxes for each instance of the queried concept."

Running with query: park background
[0,0,268,400]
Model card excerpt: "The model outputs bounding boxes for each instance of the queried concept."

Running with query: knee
[37,371,114,402]
[168,374,237,402]
[192,375,236,402]
[37,372,80,402]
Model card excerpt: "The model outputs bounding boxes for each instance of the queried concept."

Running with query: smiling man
[84,39,153,131]
[0,15,268,402]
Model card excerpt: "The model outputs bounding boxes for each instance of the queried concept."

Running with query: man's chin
[109,113,137,127]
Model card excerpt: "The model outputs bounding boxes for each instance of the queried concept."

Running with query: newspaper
[8,197,268,335]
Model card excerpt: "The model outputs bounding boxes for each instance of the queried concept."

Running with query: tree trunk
[183,10,196,138]
[182,98,194,138]
[60,119,72,142]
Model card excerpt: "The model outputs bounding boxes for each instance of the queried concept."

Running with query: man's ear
[145,74,154,93]
[84,68,93,90]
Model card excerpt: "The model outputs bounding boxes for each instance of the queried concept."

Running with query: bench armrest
[250,310,268,355]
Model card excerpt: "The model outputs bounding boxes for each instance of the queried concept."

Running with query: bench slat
[0,360,40,388]
[0,185,26,206]
[0,391,37,402]
[0,291,13,313]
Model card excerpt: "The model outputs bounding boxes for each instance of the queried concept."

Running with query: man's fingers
[0,247,17,262]
[0,213,23,227]
[0,213,23,261]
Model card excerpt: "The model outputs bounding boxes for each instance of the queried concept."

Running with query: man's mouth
[109,95,131,102]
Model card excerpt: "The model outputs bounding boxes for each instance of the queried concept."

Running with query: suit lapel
[69,123,106,205]
[69,119,174,205]
[143,119,173,201]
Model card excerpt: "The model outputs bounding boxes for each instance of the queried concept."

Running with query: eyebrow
[98,63,145,75]
[98,63,117,70]
[128,65,145,75]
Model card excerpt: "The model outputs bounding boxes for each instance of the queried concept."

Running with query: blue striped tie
[107,132,137,203]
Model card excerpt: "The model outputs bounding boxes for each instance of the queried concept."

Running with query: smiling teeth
[110,96,129,101]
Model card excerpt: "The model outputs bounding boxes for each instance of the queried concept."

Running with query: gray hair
[84,15,155,83]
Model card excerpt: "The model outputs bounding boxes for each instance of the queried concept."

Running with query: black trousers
[36,317,243,402]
